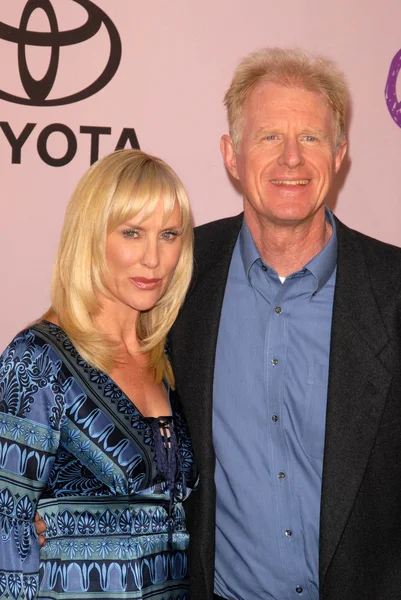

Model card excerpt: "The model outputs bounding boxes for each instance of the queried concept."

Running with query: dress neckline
[37,319,173,420]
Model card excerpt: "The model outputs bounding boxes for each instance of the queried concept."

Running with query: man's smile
[269,179,310,186]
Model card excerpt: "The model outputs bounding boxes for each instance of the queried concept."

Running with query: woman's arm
[0,329,65,600]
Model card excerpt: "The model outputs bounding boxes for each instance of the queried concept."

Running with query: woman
[0,150,197,600]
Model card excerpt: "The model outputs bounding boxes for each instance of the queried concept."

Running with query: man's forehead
[248,81,329,107]
[243,82,335,125]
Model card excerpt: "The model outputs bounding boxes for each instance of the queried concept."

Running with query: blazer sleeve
[0,329,65,600]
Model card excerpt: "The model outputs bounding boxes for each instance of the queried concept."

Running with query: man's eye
[266,135,277,141]
[304,135,317,142]
[122,229,139,238]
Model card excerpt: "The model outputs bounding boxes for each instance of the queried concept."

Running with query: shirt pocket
[302,361,329,461]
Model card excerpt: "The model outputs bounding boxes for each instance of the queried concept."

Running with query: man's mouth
[270,179,310,186]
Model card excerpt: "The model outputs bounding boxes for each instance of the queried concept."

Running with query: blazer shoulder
[336,218,401,297]
[194,213,243,238]
[337,218,401,263]
[194,213,243,257]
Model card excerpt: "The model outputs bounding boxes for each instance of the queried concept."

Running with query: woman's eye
[160,230,179,241]
[122,229,139,239]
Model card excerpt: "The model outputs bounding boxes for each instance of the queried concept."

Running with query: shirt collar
[305,208,338,294]
[239,218,262,280]
[239,206,338,296]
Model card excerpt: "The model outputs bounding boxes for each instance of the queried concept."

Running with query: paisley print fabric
[0,321,197,600]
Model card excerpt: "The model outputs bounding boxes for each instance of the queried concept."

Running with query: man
[169,48,401,599]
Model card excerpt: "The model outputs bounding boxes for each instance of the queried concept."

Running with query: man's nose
[277,137,304,168]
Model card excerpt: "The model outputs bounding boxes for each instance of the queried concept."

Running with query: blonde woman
[0,150,197,600]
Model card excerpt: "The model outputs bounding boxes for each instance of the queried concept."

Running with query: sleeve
[0,329,66,600]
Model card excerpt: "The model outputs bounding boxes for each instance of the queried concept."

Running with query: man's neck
[244,206,332,278]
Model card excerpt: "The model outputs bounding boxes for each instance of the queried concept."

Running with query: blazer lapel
[319,220,393,585]
[169,214,243,468]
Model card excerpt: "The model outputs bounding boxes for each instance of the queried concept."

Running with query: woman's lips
[130,277,162,290]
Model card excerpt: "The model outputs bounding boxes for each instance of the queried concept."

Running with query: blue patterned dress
[0,321,197,600]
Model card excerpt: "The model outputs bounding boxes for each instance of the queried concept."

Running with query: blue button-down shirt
[213,208,337,600]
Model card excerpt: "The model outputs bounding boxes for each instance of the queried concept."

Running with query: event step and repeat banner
[1,0,400,346]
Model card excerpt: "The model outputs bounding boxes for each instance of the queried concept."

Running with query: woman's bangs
[108,175,181,232]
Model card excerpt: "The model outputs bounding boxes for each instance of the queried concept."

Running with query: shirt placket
[260,269,312,599]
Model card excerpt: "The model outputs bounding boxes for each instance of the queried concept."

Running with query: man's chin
[261,208,325,228]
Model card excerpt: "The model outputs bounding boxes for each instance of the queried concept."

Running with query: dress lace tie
[151,418,179,547]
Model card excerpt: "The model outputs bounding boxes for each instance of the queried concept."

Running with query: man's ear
[220,134,239,180]
[334,139,347,174]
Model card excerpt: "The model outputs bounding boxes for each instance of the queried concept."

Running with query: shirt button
[262,264,267,271]
[275,306,282,314]
[272,414,279,422]
[278,472,285,479]
[284,529,292,537]
[271,358,279,366]
[296,586,303,594]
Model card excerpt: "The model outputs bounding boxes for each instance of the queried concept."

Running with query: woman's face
[104,199,183,316]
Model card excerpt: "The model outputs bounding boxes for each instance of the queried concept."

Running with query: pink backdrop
[1,0,401,348]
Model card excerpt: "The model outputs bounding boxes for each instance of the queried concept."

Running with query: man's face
[221,82,347,227]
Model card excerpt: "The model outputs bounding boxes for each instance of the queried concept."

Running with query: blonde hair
[224,47,348,151]
[43,149,193,386]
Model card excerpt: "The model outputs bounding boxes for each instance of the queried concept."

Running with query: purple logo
[385,49,401,127]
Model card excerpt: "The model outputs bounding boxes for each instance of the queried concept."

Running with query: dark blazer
[170,213,401,600]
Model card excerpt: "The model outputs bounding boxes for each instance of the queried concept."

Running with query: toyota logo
[0,0,122,106]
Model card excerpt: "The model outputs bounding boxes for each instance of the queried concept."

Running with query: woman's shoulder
[0,322,76,426]
[0,320,73,374]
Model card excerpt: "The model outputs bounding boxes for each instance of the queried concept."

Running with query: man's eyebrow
[301,128,329,139]
[253,126,329,137]
[253,126,281,136]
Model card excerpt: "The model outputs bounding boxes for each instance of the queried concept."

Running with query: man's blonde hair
[43,149,193,387]
[224,47,348,151]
